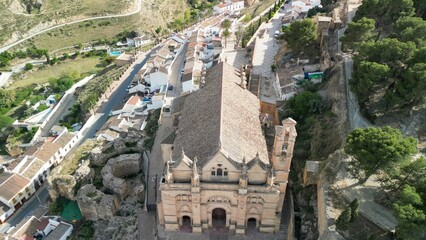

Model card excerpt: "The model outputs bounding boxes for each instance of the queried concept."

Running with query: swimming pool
[110,51,122,56]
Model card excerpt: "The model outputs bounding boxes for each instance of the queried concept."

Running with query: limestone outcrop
[101,153,142,198]
[77,184,120,221]
[93,216,139,240]
[74,162,94,182]
[91,130,145,166]
[47,175,77,201]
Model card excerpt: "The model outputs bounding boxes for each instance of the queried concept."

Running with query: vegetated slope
[344,0,426,137]
[8,0,190,51]
[0,0,134,46]
[138,0,190,32]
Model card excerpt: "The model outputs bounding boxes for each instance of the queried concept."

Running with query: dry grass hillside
[8,0,189,51]
[0,0,135,46]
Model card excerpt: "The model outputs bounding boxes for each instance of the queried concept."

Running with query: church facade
[158,62,297,234]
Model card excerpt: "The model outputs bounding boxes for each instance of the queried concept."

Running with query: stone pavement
[221,22,248,69]
[138,211,156,240]
[146,116,174,206]
[251,10,284,78]
[167,43,187,98]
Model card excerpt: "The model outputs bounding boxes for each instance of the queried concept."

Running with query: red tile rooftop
[126,96,140,106]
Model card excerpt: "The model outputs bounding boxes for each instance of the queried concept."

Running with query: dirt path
[0,0,142,53]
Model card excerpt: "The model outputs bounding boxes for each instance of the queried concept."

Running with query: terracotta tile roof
[28,141,61,163]
[0,173,30,202]
[171,63,269,167]
[6,155,26,171]
[20,157,45,180]
[181,73,193,82]
[38,217,49,231]
[53,132,75,148]
[9,216,40,239]
[126,96,140,106]
[24,141,44,156]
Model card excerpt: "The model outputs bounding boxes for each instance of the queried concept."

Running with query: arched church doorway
[180,216,192,232]
[247,218,257,233]
[212,208,226,228]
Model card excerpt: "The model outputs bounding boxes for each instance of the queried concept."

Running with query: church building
[158,62,297,234]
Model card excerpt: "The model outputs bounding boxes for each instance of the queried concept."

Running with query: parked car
[274,30,284,38]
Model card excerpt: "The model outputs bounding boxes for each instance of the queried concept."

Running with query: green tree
[283,19,318,56]
[380,157,426,192]
[398,63,426,104]
[307,6,327,18]
[24,63,33,71]
[350,61,391,103]
[321,0,336,7]
[349,198,359,222]
[336,208,351,231]
[0,57,9,67]
[355,0,414,26]
[341,17,376,51]
[358,38,416,69]
[395,17,426,47]
[0,89,16,109]
[222,29,231,48]
[221,19,232,31]
[0,115,14,129]
[412,0,426,19]
[283,91,325,121]
[393,185,426,239]
[345,126,418,183]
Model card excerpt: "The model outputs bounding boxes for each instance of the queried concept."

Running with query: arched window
[217,168,223,176]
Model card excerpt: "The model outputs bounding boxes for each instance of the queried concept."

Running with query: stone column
[236,191,247,234]
[191,186,202,233]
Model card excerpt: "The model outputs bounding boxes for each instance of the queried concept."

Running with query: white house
[0,173,33,223]
[134,35,151,47]
[6,155,49,193]
[143,66,169,91]
[4,215,73,240]
[142,85,168,115]
[213,0,244,13]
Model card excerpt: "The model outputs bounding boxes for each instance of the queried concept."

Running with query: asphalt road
[0,0,142,53]
[40,93,76,137]
[0,187,49,233]
[79,51,154,142]
[0,53,152,233]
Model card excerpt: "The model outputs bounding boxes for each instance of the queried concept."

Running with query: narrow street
[0,187,49,233]
[79,50,155,143]
[145,43,188,208]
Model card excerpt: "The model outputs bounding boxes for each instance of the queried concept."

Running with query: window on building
[282,144,287,151]
[211,170,216,176]
[224,171,228,176]
[217,168,223,176]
